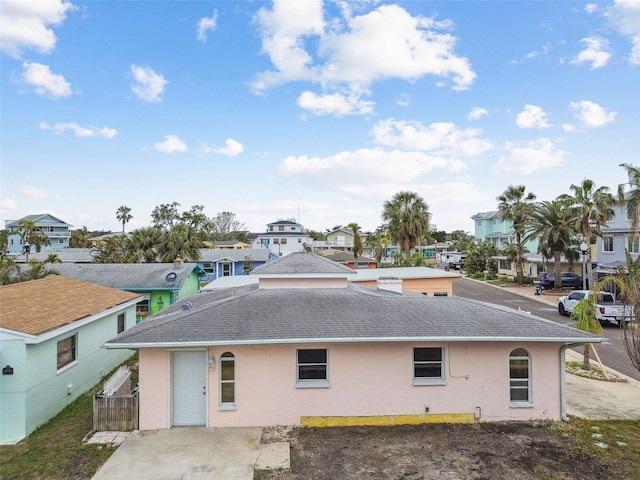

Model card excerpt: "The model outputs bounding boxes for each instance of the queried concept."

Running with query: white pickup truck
[558,290,633,326]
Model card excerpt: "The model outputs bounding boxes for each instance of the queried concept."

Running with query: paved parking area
[91,426,289,480]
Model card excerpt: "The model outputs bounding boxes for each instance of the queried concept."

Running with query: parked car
[534,272,585,291]
[558,290,634,326]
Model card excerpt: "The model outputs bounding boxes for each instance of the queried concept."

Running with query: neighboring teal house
[197,248,275,282]
[0,276,141,445]
[54,260,205,322]
[5,214,72,253]
[472,210,547,277]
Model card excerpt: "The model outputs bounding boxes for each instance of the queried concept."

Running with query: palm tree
[347,222,363,268]
[116,206,133,234]
[69,226,90,248]
[126,227,160,263]
[525,200,577,289]
[156,224,202,263]
[571,294,603,370]
[17,219,50,254]
[382,191,431,263]
[91,235,128,263]
[618,163,640,237]
[497,185,536,284]
[0,254,20,285]
[558,179,615,287]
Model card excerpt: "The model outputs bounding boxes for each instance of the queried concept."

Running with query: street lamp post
[579,241,588,290]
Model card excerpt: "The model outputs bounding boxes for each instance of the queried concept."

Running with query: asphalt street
[453,277,640,382]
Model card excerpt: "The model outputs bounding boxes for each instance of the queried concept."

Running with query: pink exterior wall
[138,341,563,430]
[138,349,169,430]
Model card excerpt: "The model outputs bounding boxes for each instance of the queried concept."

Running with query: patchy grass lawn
[0,356,138,480]
[0,391,114,480]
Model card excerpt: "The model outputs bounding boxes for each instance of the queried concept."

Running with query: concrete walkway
[91,427,289,480]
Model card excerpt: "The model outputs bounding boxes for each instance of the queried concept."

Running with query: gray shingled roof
[251,252,356,275]
[198,248,271,262]
[12,248,95,263]
[105,284,605,348]
[54,263,203,290]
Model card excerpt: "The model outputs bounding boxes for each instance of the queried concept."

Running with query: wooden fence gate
[93,391,139,431]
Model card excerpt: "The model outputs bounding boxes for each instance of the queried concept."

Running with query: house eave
[103,335,605,349]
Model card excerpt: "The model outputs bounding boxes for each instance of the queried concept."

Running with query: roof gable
[0,276,140,335]
[6,213,72,227]
[251,252,356,275]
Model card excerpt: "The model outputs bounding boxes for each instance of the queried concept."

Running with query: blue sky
[1,0,639,235]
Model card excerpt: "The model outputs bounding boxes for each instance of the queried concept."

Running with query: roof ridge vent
[181,302,193,311]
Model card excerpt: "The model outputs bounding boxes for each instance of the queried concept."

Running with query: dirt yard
[258,422,623,480]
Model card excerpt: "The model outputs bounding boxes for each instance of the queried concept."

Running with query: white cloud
[251,2,476,98]
[215,138,244,157]
[571,37,611,69]
[0,0,74,57]
[279,147,451,189]
[372,118,494,157]
[467,107,488,121]
[196,10,218,42]
[562,123,575,132]
[491,138,566,174]
[585,3,598,14]
[606,0,640,65]
[525,43,552,59]
[21,185,59,199]
[39,122,117,138]
[395,94,410,107]
[153,135,188,153]
[21,62,71,98]
[516,104,550,129]
[130,64,168,102]
[0,197,17,211]
[570,100,617,127]
[297,91,374,115]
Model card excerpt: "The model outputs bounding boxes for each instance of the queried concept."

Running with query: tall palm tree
[558,179,615,287]
[116,205,133,234]
[618,163,640,237]
[347,222,363,268]
[382,191,431,263]
[525,200,577,289]
[497,185,536,284]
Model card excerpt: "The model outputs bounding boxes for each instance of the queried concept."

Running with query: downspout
[560,343,584,422]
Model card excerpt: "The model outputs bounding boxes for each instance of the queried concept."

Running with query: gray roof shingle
[54,263,203,290]
[105,284,604,347]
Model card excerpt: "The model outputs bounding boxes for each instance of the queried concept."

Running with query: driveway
[91,427,289,480]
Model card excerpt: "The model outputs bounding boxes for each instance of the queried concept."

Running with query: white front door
[172,351,207,426]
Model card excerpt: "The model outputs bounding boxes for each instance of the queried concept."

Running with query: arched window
[509,348,531,405]
[219,352,235,408]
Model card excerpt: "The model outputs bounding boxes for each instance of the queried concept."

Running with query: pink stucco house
[104,253,604,430]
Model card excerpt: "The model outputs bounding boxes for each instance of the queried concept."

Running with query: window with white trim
[296,349,328,387]
[57,335,77,370]
[509,348,532,405]
[603,235,614,253]
[627,235,639,254]
[413,347,445,385]
[219,352,235,407]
